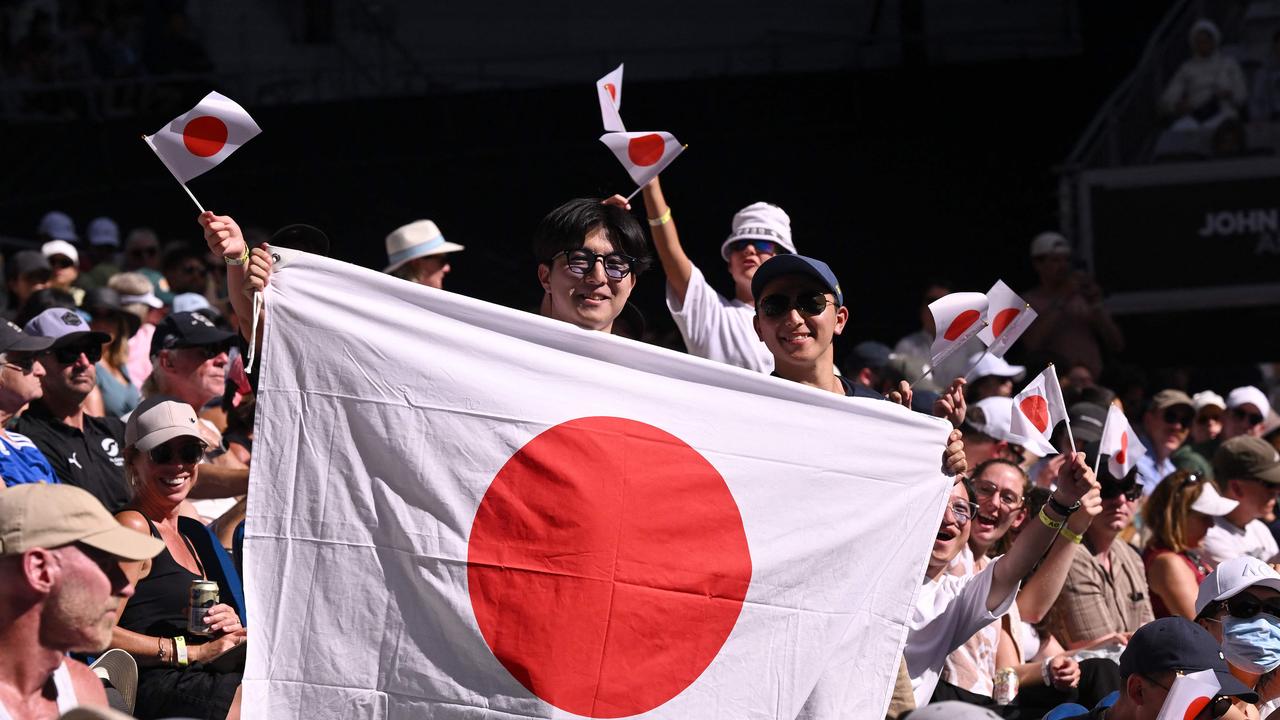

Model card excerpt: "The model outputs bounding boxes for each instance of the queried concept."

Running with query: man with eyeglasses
[627,177,794,373]
[1201,436,1280,567]
[1045,446,1155,651]
[12,309,132,512]
[0,319,60,487]
[1135,390,1194,496]
[1059,616,1257,720]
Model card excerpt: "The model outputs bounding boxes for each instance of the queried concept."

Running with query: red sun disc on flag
[604,82,618,102]
[468,416,752,718]
[182,116,228,157]
[627,134,666,166]
[1020,395,1050,433]
[1115,433,1128,465]
[1184,696,1211,720]
[992,308,1020,337]
[943,309,981,341]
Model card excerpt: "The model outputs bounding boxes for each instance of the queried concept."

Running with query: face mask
[1222,614,1280,674]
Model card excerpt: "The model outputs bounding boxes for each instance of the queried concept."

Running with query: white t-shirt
[907,556,1019,706]
[1203,517,1280,567]
[665,265,773,373]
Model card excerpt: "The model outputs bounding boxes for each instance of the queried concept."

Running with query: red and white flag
[1100,404,1146,479]
[1009,366,1069,456]
[596,63,626,132]
[1155,669,1220,720]
[976,280,1037,358]
[245,248,953,720]
[928,292,988,368]
[600,131,685,187]
[144,91,261,184]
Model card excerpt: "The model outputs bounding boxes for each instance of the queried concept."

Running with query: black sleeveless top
[119,517,204,640]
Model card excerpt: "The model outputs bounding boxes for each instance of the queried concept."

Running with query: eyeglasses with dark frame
[148,440,205,465]
[552,249,637,280]
[44,344,103,365]
[1138,673,1232,719]
[726,239,782,256]
[758,292,832,319]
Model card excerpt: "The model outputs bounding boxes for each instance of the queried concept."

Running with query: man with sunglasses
[1045,447,1155,651]
[628,178,794,373]
[1176,386,1273,482]
[1201,436,1280,567]
[0,319,60,488]
[12,309,132,513]
[1135,390,1195,496]
[1060,616,1257,720]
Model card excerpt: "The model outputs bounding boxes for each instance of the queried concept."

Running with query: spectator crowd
[1,177,1278,720]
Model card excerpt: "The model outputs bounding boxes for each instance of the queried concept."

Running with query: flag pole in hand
[623,144,688,202]
[1048,363,1077,454]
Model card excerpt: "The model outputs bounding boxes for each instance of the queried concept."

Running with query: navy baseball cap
[1119,617,1257,702]
[750,254,843,307]
[150,312,236,358]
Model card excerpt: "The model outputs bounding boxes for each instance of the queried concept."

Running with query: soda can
[188,580,220,636]
[993,667,1019,705]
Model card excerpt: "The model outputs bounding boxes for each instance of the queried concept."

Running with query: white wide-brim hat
[384,220,465,274]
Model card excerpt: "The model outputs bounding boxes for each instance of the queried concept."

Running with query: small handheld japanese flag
[597,64,625,132]
[1100,404,1147,479]
[1009,366,1069,456]
[1155,669,1220,720]
[928,292,988,368]
[977,280,1037,358]
[600,131,685,187]
[144,91,261,184]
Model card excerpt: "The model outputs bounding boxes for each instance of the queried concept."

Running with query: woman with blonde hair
[1143,470,1238,618]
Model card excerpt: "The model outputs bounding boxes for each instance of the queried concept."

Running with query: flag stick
[1048,362,1077,454]
[911,363,935,388]
[624,145,688,202]
[960,346,991,381]
[180,183,206,214]
[141,134,205,213]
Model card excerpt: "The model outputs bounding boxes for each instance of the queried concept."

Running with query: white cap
[171,293,218,317]
[965,352,1026,382]
[87,217,120,248]
[384,220,465,274]
[964,396,1044,457]
[1030,231,1071,258]
[1195,555,1280,617]
[37,210,77,242]
[41,239,79,265]
[1228,386,1272,419]
[720,202,796,260]
[1190,482,1238,517]
[1193,391,1226,412]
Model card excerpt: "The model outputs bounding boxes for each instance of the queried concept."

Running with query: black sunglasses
[2,352,39,373]
[183,342,230,360]
[45,344,103,365]
[1100,482,1141,502]
[758,292,832,319]
[726,239,782,256]
[1232,407,1266,426]
[1163,407,1194,427]
[1220,592,1280,621]
[48,256,76,270]
[148,441,204,465]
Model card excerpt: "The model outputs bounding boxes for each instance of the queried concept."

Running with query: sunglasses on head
[727,239,781,256]
[758,291,832,319]
[45,343,103,365]
[1163,407,1194,427]
[148,440,204,465]
[1232,407,1265,426]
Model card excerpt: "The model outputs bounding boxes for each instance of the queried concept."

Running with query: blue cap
[750,254,843,307]
[1118,617,1257,702]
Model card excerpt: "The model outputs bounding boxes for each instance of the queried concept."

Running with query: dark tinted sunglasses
[758,292,831,319]
[1232,407,1266,426]
[48,256,76,270]
[2,353,39,373]
[1223,592,1280,621]
[1163,407,1194,427]
[727,239,781,256]
[148,441,204,465]
[46,344,102,365]
[184,342,230,360]
[1100,481,1140,502]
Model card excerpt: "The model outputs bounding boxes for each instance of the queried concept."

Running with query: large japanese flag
[243,248,953,719]
[927,292,988,368]
[976,280,1037,359]
[600,131,685,187]
[1100,404,1146,480]
[1009,366,1069,456]
[143,91,261,184]
[596,64,626,132]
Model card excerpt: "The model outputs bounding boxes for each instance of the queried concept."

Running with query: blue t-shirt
[0,431,61,486]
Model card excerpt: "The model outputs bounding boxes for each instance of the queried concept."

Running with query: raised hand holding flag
[143,91,261,212]
[977,280,1037,358]
[600,131,686,201]
[1099,403,1147,479]
[596,63,625,132]
[1009,365,1071,456]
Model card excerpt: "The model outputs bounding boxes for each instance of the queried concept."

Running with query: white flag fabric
[600,131,685,187]
[976,280,1037,358]
[143,91,261,184]
[1009,366,1069,456]
[927,292,988,368]
[596,63,626,132]
[244,248,953,720]
[1155,669,1220,720]
[1100,404,1147,479]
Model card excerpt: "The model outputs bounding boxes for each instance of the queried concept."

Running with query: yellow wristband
[224,246,251,266]
[647,208,673,227]
[1038,507,1064,530]
[174,636,189,667]
[1059,526,1084,544]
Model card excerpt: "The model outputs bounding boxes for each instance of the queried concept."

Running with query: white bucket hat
[384,220,465,274]
[720,202,796,260]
